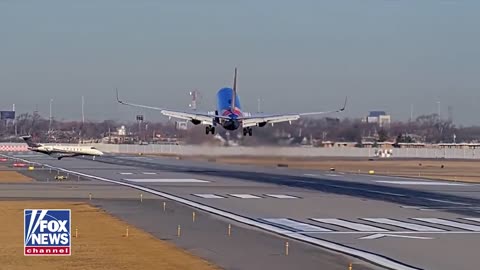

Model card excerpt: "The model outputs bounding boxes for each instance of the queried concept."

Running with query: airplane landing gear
[243,127,253,136]
[206,125,216,135]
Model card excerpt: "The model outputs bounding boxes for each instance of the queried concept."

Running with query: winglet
[231,67,237,111]
[116,88,125,105]
[339,96,348,112]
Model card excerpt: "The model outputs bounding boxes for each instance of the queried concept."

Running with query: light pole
[437,101,441,120]
[81,96,85,124]
[49,99,53,132]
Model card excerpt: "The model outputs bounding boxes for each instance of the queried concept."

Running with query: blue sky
[0,0,479,125]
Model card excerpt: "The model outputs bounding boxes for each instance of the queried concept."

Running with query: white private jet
[21,136,104,160]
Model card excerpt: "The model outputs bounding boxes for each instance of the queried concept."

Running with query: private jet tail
[20,136,42,148]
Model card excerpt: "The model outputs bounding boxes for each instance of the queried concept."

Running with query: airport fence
[2,142,480,159]
[83,144,480,159]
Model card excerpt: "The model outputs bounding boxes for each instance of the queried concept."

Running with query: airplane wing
[55,153,82,160]
[116,90,231,125]
[240,97,347,128]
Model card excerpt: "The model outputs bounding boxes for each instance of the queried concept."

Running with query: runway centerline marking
[304,231,480,235]
[462,218,480,223]
[401,206,480,210]
[264,194,299,199]
[229,194,262,199]
[375,180,470,186]
[123,178,210,183]
[361,218,445,232]
[311,218,388,232]
[323,184,406,197]
[359,234,433,240]
[261,218,332,232]
[412,218,480,231]
[193,194,225,199]
[424,198,470,206]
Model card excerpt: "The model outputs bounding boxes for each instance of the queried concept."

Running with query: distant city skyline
[1,1,479,125]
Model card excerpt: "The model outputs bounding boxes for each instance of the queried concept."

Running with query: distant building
[175,121,188,130]
[117,126,127,136]
[366,111,391,127]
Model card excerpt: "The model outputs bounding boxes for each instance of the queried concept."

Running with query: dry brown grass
[0,171,33,183]
[194,156,480,183]
[0,201,220,270]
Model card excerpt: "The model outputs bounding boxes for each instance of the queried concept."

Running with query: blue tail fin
[231,68,237,111]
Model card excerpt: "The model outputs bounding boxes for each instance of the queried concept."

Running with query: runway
[5,152,480,270]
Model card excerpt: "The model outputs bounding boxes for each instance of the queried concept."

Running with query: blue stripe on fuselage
[217,87,242,115]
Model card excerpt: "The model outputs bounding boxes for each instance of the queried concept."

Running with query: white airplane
[117,68,347,136]
[20,136,104,160]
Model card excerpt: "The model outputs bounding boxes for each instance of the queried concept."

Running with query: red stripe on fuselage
[222,108,243,117]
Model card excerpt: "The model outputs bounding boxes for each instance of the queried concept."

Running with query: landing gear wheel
[243,127,253,136]
[206,126,216,135]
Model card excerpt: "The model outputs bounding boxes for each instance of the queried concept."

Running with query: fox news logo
[24,209,71,256]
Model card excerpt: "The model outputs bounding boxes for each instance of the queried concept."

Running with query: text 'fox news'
[24,209,71,256]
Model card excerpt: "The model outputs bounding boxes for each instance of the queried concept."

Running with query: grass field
[0,201,219,270]
[171,155,480,183]
[0,171,33,183]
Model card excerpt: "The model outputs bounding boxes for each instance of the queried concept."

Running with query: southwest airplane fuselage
[216,87,243,131]
[116,67,347,137]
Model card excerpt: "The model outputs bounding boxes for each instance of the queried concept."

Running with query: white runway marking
[264,194,299,199]
[0,153,438,270]
[360,234,433,240]
[124,178,210,183]
[462,218,480,223]
[323,183,406,197]
[119,172,133,175]
[312,218,388,232]
[375,180,470,186]
[366,190,406,197]
[193,194,224,199]
[425,198,470,205]
[401,205,480,212]
[412,218,480,231]
[362,218,445,232]
[229,194,262,199]
[262,218,332,232]
[142,172,157,175]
